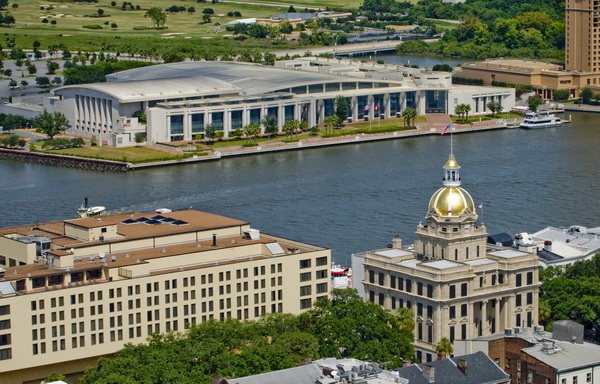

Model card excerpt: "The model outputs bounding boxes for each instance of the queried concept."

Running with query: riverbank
[0,119,511,171]
[130,119,509,170]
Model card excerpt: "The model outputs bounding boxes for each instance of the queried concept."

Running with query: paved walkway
[130,119,511,169]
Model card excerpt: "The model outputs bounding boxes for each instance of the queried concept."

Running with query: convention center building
[46,58,515,147]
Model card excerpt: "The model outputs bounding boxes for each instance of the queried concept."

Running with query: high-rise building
[565,0,599,72]
[356,153,540,363]
[0,210,331,383]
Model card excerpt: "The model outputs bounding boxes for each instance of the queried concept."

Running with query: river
[1,111,599,266]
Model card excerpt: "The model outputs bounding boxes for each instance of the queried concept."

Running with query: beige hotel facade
[354,154,540,363]
[0,210,330,383]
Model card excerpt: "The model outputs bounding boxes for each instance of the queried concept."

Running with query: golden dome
[444,156,460,169]
[428,187,475,217]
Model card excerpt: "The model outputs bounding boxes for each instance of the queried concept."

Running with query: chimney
[423,365,435,381]
[544,240,552,252]
[457,359,468,374]
[392,236,402,249]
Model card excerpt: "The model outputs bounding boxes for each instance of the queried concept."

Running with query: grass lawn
[3,0,361,53]
[44,145,184,163]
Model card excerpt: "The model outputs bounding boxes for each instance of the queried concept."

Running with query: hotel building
[0,209,330,383]
[354,154,540,363]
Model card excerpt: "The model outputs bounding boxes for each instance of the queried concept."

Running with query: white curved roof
[56,77,240,102]
[106,61,388,96]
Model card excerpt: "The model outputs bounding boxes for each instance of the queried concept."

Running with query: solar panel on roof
[145,219,162,225]
[136,217,149,222]
[151,215,166,220]
[171,220,188,226]
[161,217,176,223]
[122,219,137,224]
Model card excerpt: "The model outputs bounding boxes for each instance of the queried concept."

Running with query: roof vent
[504,328,514,336]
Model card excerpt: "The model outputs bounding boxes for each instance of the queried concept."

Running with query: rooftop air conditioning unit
[243,229,260,240]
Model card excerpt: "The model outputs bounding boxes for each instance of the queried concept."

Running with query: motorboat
[520,111,562,129]
[77,198,106,218]
[331,263,352,289]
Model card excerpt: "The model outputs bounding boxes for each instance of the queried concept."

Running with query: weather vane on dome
[441,123,453,155]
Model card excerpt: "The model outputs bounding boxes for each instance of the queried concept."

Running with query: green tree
[97,8,104,17]
[454,104,465,121]
[202,14,211,23]
[46,61,59,74]
[436,337,453,359]
[144,7,167,28]
[298,289,414,365]
[282,119,300,139]
[554,89,570,101]
[335,95,348,122]
[203,123,216,143]
[35,76,50,87]
[486,101,503,117]
[323,115,340,134]
[527,96,542,112]
[34,110,69,140]
[402,107,417,126]
[580,88,594,104]
[134,132,146,146]
[261,114,277,137]
[243,122,261,144]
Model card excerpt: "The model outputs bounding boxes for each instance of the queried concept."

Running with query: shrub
[83,25,103,29]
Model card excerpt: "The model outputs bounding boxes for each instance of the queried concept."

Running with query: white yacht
[520,111,562,129]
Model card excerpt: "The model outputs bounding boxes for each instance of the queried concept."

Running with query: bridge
[273,40,401,58]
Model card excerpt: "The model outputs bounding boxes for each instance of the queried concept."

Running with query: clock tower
[414,154,487,262]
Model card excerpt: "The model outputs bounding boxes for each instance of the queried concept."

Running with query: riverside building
[353,153,540,363]
[0,209,330,383]
[39,58,514,147]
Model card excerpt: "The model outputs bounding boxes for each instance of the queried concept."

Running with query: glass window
[169,115,184,141]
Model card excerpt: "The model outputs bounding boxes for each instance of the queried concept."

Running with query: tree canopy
[34,110,69,140]
[80,290,414,383]
[144,7,167,28]
[540,253,600,335]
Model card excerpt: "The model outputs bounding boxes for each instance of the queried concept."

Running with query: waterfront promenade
[129,118,510,170]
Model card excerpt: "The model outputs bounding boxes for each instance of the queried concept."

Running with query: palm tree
[402,107,417,127]
[436,337,453,360]
[395,307,415,332]
[463,104,471,121]
[261,115,277,137]
[454,104,465,121]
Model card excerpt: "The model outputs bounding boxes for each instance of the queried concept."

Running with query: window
[369,270,375,283]
[461,304,467,317]
[390,276,396,289]
[0,306,9,316]
[316,257,327,266]
[300,285,311,297]
[506,358,511,369]
[379,273,385,286]
[379,293,385,305]
[300,272,311,282]
[417,282,423,296]
[450,306,456,319]
[516,294,522,306]
[300,298,312,309]
[299,259,311,269]
[461,283,468,296]
[527,371,533,383]
[450,285,456,299]
[316,270,327,279]
[527,292,533,305]
[406,279,412,293]
[0,348,11,360]
[517,360,521,372]
[527,272,533,285]
[516,273,522,287]
[427,284,433,298]
[573,377,578,384]
[587,373,592,383]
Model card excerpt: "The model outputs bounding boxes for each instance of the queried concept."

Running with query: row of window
[369,271,435,298]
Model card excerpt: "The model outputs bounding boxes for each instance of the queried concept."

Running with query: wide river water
[1,111,599,266]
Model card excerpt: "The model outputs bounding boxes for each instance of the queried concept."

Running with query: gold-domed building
[357,152,540,363]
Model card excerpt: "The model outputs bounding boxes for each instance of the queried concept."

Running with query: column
[242,107,249,128]
[433,303,442,343]
[494,299,500,334]
[351,96,358,121]
[277,105,285,128]
[384,93,391,118]
[481,300,488,336]
[308,100,317,128]
[400,92,407,111]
